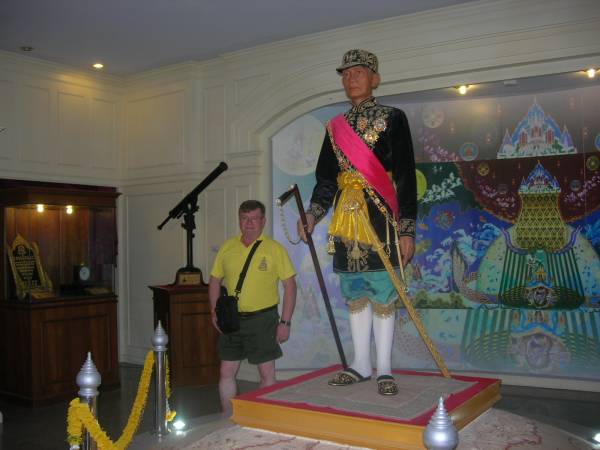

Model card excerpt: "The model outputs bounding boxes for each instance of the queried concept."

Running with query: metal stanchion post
[76,352,101,450]
[152,321,170,439]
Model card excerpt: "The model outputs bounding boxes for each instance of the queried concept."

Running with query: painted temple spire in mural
[514,161,566,252]
[498,98,576,159]
[486,162,586,310]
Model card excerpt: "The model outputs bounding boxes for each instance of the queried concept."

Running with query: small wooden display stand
[150,282,219,387]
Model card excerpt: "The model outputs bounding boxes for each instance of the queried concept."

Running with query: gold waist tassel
[327,172,373,256]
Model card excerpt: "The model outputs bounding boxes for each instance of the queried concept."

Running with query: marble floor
[1,364,599,450]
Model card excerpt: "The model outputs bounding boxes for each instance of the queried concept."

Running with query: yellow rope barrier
[67,351,176,449]
[165,357,176,422]
[358,209,451,378]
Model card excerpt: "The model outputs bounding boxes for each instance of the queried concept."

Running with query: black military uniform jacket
[308,97,417,273]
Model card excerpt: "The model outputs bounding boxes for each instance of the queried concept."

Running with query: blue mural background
[272,82,600,380]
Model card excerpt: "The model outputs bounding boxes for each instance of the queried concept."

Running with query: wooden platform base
[232,365,501,450]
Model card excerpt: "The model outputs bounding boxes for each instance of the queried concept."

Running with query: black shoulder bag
[216,240,262,334]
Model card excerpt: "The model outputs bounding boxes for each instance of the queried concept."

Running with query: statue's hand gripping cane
[277,184,348,369]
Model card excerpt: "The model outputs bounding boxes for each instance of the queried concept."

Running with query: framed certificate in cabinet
[7,234,53,300]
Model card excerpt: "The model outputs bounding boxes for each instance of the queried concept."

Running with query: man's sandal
[328,368,371,386]
[377,375,399,396]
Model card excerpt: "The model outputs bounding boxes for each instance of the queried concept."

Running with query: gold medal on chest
[357,116,368,131]
[363,129,379,144]
[373,117,387,132]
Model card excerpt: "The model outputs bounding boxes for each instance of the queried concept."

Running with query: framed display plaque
[7,234,53,300]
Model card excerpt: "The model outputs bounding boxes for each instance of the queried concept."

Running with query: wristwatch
[280,319,291,326]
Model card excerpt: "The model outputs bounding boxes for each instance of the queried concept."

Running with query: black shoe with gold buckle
[377,375,398,396]
[328,368,371,386]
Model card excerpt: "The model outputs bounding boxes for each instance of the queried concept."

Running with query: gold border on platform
[232,377,500,450]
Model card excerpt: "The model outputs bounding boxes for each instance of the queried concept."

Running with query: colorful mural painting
[272,82,600,380]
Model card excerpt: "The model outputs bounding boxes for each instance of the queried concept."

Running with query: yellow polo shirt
[210,233,296,313]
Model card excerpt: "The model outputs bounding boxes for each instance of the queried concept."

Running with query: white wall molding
[0,169,120,186]
[0,50,123,185]
[203,84,226,164]
[116,165,259,189]
[119,184,187,363]
[123,60,203,89]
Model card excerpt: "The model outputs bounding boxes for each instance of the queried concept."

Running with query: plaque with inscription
[7,234,53,300]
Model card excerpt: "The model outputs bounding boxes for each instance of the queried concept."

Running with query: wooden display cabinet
[0,179,120,405]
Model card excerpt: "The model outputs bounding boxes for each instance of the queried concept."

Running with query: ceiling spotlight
[20,46,34,52]
[92,63,104,70]
[593,432,600,444]
[457,85,469,95]
[586,68,596,79]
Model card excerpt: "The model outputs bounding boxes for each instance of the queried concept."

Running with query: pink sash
[329,114,399,218]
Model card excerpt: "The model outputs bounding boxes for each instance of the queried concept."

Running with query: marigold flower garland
[165,358,176,422]
[67,350,175,449]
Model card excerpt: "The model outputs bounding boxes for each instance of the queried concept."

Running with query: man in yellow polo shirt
[209,200,297,414]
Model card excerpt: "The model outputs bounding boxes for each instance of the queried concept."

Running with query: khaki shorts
[218,307,282,364]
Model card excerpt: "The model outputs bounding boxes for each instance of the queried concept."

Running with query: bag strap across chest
[233,240,262,297]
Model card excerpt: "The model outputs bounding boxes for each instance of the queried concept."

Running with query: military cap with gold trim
[336,49,379,74]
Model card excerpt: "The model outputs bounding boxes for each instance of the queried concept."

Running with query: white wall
[0,52,122,184]
[1,0,600,387]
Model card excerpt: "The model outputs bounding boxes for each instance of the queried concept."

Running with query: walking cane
[277,184,348,369]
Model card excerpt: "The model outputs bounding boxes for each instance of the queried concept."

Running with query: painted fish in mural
[451,243,493,304]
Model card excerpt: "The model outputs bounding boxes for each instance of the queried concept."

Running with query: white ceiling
[0,0,479,76]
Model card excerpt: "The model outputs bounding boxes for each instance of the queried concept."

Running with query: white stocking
[348,302,373,378]
[373,312,395,378]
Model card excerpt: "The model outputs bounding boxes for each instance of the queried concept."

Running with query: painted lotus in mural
[272,88,600,380]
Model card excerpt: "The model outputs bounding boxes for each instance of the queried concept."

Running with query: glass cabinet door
[1,181,118,302]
